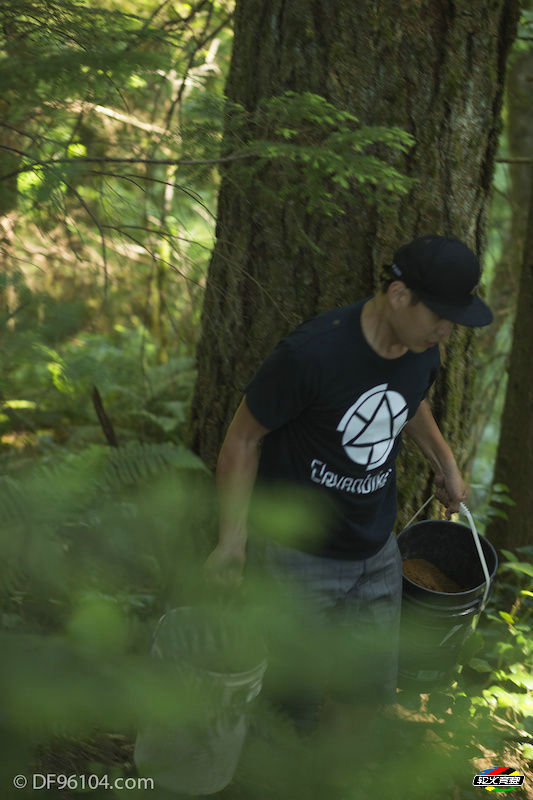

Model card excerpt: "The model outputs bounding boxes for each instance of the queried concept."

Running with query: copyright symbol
[13,775,27,789]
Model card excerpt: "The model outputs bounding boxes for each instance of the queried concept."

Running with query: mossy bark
[187,0,519,525]
[487,166,533,550]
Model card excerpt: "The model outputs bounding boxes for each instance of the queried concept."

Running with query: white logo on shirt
[337,384,409,470]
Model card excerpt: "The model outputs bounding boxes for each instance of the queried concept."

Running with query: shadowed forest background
[1,1,533,798]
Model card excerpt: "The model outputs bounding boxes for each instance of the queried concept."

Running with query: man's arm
[204,397,271,585]
[403,400,466,517]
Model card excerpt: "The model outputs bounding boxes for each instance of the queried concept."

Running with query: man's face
[392,295,454,353]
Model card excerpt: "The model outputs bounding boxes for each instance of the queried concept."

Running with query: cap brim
[422,294,493,327]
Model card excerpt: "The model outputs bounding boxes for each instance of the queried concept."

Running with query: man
[205,235,493,714]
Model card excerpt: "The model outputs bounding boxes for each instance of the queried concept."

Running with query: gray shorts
[251,532,402,706]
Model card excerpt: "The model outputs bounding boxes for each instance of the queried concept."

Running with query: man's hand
[204,541,246,587]
[434,465,466,518]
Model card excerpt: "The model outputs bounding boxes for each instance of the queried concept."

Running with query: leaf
[521,744,533,760]
[507,665,533,691]
[468,657,493,672]
[496,495,516,507]
[495,641,515,658]
[498,611,515,625]
[487,508,508,520]
[502,562,533,579]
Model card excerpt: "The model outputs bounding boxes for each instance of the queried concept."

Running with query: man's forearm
[404,400,466,515]
[403,400,456,472]
[216,435,260,552]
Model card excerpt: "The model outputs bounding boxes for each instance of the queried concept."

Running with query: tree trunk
[0,97,20,318]
[491,36,533,318]
[487,166,533,550]
[465,16,533,475]
[187,0,519,525]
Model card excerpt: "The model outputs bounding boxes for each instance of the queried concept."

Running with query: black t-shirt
[245,299,441,560]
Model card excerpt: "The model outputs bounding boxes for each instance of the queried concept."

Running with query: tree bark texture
[487,166,533,550]
[187,0,519,525]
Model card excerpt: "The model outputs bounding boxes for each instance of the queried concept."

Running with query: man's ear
[387,280,411,311]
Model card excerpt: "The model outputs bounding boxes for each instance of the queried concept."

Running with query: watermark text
[13,774,154,791]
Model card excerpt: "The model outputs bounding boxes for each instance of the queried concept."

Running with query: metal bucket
[396,518,497,691]
[134,606,267,795]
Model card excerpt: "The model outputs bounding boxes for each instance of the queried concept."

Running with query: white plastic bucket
[134,606,267,795]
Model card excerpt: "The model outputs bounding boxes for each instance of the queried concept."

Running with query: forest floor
[34,701,533,800]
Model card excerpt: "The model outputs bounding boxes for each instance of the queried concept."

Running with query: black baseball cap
[391,235,493,327]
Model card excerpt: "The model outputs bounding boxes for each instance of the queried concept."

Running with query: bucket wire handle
[404,496,491,613]
[403,494,435,530]
[459,501,491,613]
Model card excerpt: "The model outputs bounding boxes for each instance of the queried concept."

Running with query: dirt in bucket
[402,558,463,593]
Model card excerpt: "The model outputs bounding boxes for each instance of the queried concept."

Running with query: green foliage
[372,547,533,798]
[1,0,234,355]
[0,251,202,459]
[0,455,531,797]
[509,6,533,60]
[470,482,516,533]
[229,91,415,217]
[40,331,195,436]
[0,0,228,105]
[0,433,216,786]
[456,548,533,743]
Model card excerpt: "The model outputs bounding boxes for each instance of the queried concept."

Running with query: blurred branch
[68,101,167,135]
[0,145,253,183]
[102,224,205,289]
[88,170,216,220]
[60,178,108,294]
[0,389,36,432]
[496,157,533,163]
[103,222,212,249]
[92,386,119,448]
[164,12,232,131]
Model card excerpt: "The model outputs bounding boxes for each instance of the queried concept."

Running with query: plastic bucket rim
[152,646,268,681]
[200,659,268,682]
[153,606,268,679]
[398,519,498,597]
